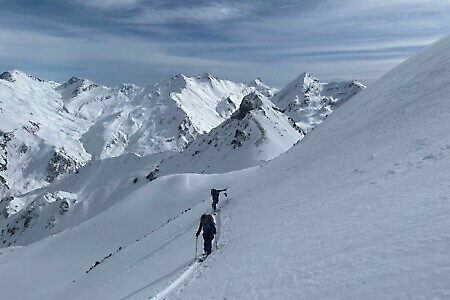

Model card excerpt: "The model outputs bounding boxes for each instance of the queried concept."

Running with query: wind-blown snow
[1,34,448,300]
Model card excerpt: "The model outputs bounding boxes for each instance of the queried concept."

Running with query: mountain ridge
[1,70,363,200]
[0,69,364,248]
[271,72,366,132]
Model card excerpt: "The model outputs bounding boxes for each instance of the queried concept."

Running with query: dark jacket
[196,214,216,236]
[211,188,227,203]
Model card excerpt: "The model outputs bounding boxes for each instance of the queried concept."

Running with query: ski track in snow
[81,200,203,278]
[68,196,212,300]
[76,196,232,300]
[149,261,199,300]
[147,198,230,300]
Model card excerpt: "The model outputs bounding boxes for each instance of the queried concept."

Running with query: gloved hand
[196,232,200,237]
[224,193,227,197]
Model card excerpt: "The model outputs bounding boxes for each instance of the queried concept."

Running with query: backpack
[210,189,216,196]
[202,214,216,235]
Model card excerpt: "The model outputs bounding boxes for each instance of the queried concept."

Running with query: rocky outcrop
[0,191,77,247]
[46,149,82,183]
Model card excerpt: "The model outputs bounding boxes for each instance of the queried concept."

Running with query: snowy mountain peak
[297,71,310,79]
[295,72,320,94]
[247,77,278,97]
[252,77,264,85]
[232,92,264,120]
[155,73,189,91]
[58,76,97,90]
[166,73,220,86]
[0,71,18,82]
[172,73,188,79]
[199,72,214,80]
[0,70,44,83]
[159,91,304,175]
[56,76,98,99]
[166,73,217,86]
[118,83,141,96]
[272,72,365,133]
[61,76,82,86]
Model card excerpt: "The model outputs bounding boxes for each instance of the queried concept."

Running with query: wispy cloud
[73,0,143,10]
[129,2,250,24]
[0,26,244,85]
[0,0,449,88]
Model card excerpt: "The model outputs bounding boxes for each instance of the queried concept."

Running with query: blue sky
[0,0,449,88]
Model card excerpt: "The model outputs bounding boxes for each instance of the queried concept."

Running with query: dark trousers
[203,233,214,254]
[212,201,218,210]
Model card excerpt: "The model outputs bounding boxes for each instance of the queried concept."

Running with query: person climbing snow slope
[196,214,216,256]
[210,188,227,211]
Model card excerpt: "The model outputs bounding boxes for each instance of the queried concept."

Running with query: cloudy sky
[1,0,449,88]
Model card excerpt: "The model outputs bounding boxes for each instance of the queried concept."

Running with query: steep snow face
[53,76,144,159]
[74,73,251,158]
[149,73,248,132]
[0,71,91,199]
[159,92,304,175]
[272,72,365,132]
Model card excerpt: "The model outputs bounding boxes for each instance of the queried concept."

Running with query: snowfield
[0,35,450,300]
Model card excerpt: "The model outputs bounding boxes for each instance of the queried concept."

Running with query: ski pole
[195,236,198,259]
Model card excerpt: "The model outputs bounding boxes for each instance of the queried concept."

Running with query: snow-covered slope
[56,76,100,101]
[0,66,362,204]
[0,72,262,199]
[176,35,450,299]
[103,73,250,157]
[272,72,365,132]
[0,151,169,247]
[60,73,250,159]
[158,92,304,174]
[0,34,448,300]
[0,71,91,199]
[0,90,303,247]
[0,73,283,246]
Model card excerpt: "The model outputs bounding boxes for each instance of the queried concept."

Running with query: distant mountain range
[0,69,364,247]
